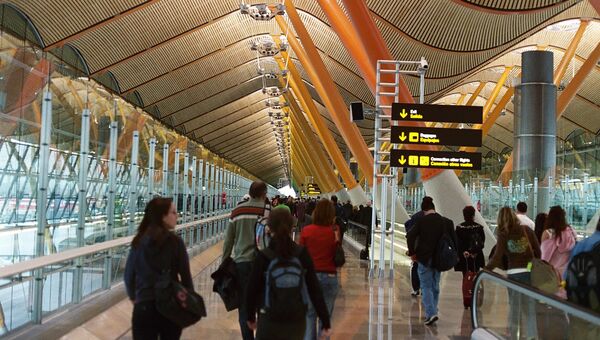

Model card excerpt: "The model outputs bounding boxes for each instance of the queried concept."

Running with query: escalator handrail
[471,269,600,328]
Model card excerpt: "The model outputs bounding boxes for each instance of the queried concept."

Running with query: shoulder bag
[524,228,560,294]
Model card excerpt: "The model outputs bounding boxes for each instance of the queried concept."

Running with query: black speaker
[350,102,364,122]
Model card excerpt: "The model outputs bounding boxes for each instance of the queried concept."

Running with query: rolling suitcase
[462,257,476,309]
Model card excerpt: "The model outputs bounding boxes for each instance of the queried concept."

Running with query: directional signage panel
[390,150,481,170]
[391,126,481,147]
[392,103,482,124]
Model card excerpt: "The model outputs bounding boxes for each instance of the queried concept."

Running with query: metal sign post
[371,59,427,279]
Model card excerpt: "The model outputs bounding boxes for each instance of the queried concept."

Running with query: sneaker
[424,315,438,326]
[411,289,420,297]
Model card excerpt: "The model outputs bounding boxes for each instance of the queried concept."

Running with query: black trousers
[132,301,182,340]
[411,261,420,292]
[236,261,255,340]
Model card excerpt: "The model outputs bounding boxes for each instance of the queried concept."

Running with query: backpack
[262,247,309,321]
[566,242,600,312]
[434,218,459,272]
[255,216,270,251]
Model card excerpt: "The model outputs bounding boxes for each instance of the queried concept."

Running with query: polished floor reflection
[116,248,472,340]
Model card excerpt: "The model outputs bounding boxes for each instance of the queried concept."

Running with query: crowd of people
[123,180,600,339]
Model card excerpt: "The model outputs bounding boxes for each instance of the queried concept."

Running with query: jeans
[236,261,255,340]
[132,301,182,340]
[304,273,338,340]
[417,261,440,319]
[411,262,420,292]
[257,315,306,340]
[508,271,537,339]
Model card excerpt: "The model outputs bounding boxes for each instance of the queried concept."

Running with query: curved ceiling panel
[461,0,570,12]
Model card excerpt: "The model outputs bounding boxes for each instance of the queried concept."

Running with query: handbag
[524,228,560,294]
[154,240,207,328]
[333,225,345,267]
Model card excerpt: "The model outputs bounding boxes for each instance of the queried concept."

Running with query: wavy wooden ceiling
[5,0,599,183]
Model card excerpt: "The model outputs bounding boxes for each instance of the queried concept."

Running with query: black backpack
[566,242,600,312]
[434,218,459,272]
[153,239,207,328]
[262,247,308,322]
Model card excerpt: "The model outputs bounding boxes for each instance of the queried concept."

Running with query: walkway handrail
[347,220,368,231]
[472,269,600,328]
[0,213,229,280]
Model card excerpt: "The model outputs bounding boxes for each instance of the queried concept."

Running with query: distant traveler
[454,205,485,309]
[222,181,270,340]
[541,206,576,281]
[300,199,340,340]
[404,196,433,297]
[246,208,332,340]
[406,197,457,326]
[125,197,193,340]
[516,202,535,230]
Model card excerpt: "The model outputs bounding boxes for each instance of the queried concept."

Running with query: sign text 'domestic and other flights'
[390,126,482,147]
[392,103,482,124]
[390,150,482,170]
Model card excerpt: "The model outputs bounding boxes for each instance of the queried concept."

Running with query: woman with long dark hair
[541,206,576,279]
[125,197,193,340]
[454,205,485,309]
[246,208,332,340]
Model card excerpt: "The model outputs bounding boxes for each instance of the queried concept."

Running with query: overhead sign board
[392,103,483,124]
[391,150,481,170]
[391,126,482,147]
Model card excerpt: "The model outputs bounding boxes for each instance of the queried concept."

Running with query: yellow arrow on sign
[399,132,407,142]
[399,155,406,165]
[399,109,408,119]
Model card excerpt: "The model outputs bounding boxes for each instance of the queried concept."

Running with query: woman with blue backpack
[246,208,332,340]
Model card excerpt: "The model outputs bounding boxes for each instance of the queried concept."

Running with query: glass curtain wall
[0,21,265,332]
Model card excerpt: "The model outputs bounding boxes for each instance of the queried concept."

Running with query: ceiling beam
[44,1,162,51]
[90,10,237,76]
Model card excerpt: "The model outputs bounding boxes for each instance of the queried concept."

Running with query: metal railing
[471,270,600,339]
[0,213,230,335]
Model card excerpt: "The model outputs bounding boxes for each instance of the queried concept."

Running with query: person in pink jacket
[541,206,577,293]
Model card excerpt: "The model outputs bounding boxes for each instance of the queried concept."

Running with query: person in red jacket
[299,199,340,340]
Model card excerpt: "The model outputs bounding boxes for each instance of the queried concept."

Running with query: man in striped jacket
[222,181,270,340]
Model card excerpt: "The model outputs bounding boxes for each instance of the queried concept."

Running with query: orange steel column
[288,106,344,192]
[341,0,495,247]
[275,52,363,191]
[319,0,443,182]
[276,11,374,186]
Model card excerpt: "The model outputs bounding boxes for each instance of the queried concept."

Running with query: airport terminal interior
[0,0,600,339]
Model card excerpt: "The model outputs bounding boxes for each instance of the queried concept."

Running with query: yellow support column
[276,11,374,187]
[554,20,590,86]
[292,143,331,193]
[288,107,343,192]
[291,123,337,193]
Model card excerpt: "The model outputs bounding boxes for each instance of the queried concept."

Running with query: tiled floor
[117,249,473,340]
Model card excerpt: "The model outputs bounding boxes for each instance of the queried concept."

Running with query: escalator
[471,270,600,339]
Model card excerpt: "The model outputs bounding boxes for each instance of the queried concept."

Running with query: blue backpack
[262,247,308,321]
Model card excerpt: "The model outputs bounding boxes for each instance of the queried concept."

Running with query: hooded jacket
[541,226,577,276]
